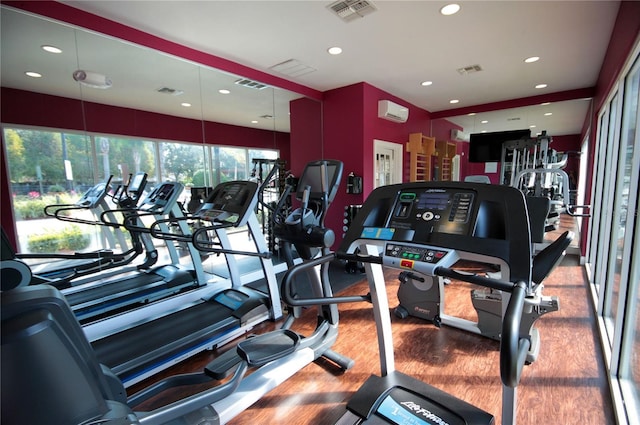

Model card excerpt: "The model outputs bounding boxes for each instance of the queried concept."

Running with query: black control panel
[139,182,183,213]
[194,181,258,226]
[76,182,110,208]
[339,182,533,283]
[385,243,450,264]
[357,188,476,244]
[383,242,458,275]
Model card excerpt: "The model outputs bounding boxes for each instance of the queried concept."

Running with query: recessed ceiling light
[530,125,537,128]
[25,71,42,78]
[544,112,553,116]
[251,120,259,124]
[327,46,342,55]
[481,120,488,124]
[181,102,191,107]
[541,102,551,105]
[468,112,476,116]
[42,45,62,54]
[219,89,230,94]
[449,99,459,104]
[524,56,540,63]
[440,4,461,15]
[535,83,548,89]
[421,81,433,86]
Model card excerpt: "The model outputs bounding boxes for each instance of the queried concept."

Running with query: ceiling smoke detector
[457,64,483,75]
[328,0,377,22]
[234,78,269,90]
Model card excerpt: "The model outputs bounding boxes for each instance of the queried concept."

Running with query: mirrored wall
[1,5,311,253]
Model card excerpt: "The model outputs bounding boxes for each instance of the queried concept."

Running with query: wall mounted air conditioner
[450,128,470,142]
[378,100,409,123]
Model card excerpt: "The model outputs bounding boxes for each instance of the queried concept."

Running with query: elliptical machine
[272,159,343,313]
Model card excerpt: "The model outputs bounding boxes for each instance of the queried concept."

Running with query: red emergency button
[400,259,414,269]
[435,251,445,258]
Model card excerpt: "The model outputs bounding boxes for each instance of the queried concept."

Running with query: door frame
[373,139,403,188]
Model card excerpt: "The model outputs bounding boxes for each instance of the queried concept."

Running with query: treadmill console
[340,181,532,282]
[360,188,475,243]
[195,181,259,227]
[139,182,184,214]
[383,242,458,276]
[76,181,110,208]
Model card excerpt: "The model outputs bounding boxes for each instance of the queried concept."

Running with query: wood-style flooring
[128,216,614,425]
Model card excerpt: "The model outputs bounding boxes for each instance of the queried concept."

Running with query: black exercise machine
[329,181,555,424]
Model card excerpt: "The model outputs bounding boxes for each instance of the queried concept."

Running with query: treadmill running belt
[92,300,236,376]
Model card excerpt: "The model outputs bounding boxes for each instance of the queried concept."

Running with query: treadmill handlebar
[500,281,530,388]
[335,251,383,265]
[434,266,514,293]
[44,176,113,223]
[328,251,530,389]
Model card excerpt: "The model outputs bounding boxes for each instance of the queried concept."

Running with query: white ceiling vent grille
[156,87,184,96]
[269,59,317,77]
[457,64,483,75]
[234,78,269,90]
[328,0,377,22]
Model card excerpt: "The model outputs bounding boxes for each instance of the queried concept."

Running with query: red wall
[320,82,432,247]
[289,97,323,177]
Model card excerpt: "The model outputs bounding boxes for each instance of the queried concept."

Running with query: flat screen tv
[468,129,531,163]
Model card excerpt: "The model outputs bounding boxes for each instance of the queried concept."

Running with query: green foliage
[27,225,90,253]
[191,169,206,186]
[48,184,65,193]
[13,193,75,220]
[162,143,204,183]
[13,198,48,220]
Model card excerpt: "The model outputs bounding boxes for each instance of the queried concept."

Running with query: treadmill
[332,181,545,425]
[91,179,281,387]
[62,181,205,323]
[3,176,139,287]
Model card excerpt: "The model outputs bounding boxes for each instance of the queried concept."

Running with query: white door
[374,139,403,188]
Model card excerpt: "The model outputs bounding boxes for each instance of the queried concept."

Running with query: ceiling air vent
[328,0,377,22]
[269,59,317,77]
[457,64,483,75]
[156,87,184,96]
[234,78,269,90]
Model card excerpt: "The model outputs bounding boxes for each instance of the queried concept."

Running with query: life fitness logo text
[400,401,450,425]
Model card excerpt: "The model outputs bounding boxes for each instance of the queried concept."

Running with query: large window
[2,126,278,254]
[586,43,640,424]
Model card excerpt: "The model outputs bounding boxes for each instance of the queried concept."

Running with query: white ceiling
[2,1,621,136]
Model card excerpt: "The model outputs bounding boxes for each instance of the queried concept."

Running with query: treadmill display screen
[416,191,450,210]
[155,184,174,201]
[376,388,466,425]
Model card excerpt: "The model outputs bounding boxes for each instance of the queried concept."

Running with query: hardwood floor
[128,216,614,425]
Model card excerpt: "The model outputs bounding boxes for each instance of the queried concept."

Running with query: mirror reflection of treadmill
[61,182,200,323]
[89,180,281,387]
